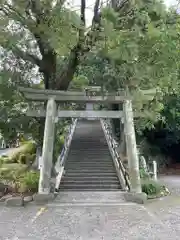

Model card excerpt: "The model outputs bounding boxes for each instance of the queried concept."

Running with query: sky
[166,0,178,6]
[70,0,179,26]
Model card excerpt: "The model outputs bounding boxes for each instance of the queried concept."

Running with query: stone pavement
[0,176,180,240]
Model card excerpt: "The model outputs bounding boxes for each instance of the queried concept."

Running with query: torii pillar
[38,98,57,195]
[123,98,147,203]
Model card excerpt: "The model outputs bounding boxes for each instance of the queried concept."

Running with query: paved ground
[0,148,16,157]
[0,175,180,240]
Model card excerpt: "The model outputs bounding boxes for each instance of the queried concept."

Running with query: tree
[100,1,180,134]
[0,0,102,90]
[72,1,180,140]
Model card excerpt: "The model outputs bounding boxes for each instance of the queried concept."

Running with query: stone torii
[19,87,156,202]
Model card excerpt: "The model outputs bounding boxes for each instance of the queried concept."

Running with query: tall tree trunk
[40,49,57,90]
[56,45,80,90]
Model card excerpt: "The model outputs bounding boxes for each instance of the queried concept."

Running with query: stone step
[61,179,119,184]
[65,169,115,172]
[69,151,110,155]
[65,172,117,177]
[59,119,121,191]
[67,158,112,161]
[54,191,126,203]
[59,184,120,189]
[65,166,115,170]
[63,176,119,180]
[67,158,111,161]
[65,164,114,168]
[59,188,121,192]
[66,169,116,173]
[66,161,113,164]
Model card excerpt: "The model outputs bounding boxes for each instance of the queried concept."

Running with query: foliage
[141,179,163,196]
[72,1,180,146]
[0,0,102,91]
[53,120,68,164]
[69,75,89,90]
[0,163,28,182]
[0,156,14,164]
[0,162,39,193]
[0,0,180,166]
[141,92,180,162]
[19,171,39,193]
[9,141,36,163]
[139,168,149,179]
[0,0,102,145]
[18,154,26,165]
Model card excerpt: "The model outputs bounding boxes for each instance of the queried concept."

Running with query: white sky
[69,0,178,26]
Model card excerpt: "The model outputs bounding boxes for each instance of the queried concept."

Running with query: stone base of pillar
[33,193,55,204]
[124,192,147,204]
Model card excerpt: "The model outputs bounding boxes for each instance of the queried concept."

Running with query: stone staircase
[59,119,122,191]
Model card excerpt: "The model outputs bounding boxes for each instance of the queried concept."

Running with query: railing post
[152,161,157,181]
[55,118,77,191]
[38,98,57,194]
[123,99,141,193]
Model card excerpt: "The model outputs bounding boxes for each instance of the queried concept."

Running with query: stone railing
[55,118,77,191]
[100,119,130,191]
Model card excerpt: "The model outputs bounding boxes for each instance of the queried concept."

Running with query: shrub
[18,153,36,165]
[53,134,65,164]
[18,154,26,164]
[25,141,36,154]
[0,157,3,166]
[1,157,14,164]
[0,163,28,182]
[139,168,150,179]
[19,171,39,193]
[10,141,36,163]
[141,179,163,196]
[31,154,36,163]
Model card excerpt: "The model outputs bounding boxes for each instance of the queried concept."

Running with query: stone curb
[0,194,37,207]
[33,193,55,205]
[5,196,25,207]
[0,192,57,207]
[124,192,148,204]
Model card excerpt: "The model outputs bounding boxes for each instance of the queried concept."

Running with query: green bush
[31,154,36,163]
[0,163,28,181]
[18,154,26,164]
[19,171,39,193]
[10,141,36,164]
[0,162,39,193]
[139,168,150,179]
[0,157,3,166]
[18,153,36,165]
[2,157,14,164]
[141,179,162,196]
[53,134,65,164]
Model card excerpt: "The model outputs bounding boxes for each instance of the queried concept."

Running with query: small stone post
[38,98,57,194]
[152,161,157,181]
[123,99,142,193]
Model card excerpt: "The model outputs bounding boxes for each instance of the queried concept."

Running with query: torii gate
[19,86,156,199]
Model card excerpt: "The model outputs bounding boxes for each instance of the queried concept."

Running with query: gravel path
[0,175,180,240]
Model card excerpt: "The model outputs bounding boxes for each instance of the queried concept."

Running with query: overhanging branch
[81,0,86,26]
[11,46,41,66]
[55,0,102,90]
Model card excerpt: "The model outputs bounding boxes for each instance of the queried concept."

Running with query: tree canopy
[1,0,180,160]
[0,0,102,90]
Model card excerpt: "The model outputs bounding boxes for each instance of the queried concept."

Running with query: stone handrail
[100,119,130,191]
[55,118,77,191]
